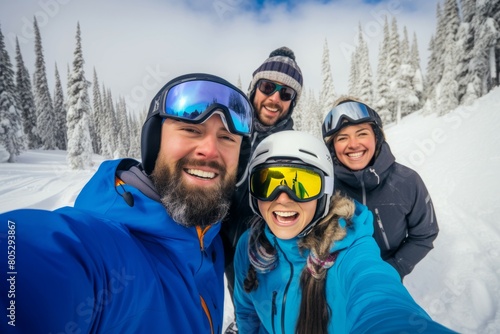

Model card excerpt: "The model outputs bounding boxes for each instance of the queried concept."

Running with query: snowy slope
[1,88,500,333]
[387,87,500,333]
[0,150,103,211]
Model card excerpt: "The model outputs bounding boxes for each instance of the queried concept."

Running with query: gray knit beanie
[248,47,303,103]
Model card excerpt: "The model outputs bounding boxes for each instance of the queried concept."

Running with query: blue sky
[250,0,385,10]
[0,0,438,115]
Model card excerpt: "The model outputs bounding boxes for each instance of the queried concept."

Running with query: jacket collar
[334,142,395,191]
[75,159,221,250]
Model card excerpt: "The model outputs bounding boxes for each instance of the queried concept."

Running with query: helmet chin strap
[297,221,318,238]
[297,176,333,237]
[297,194,328,238]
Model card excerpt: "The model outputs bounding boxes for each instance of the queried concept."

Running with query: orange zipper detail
[196,225,211,251]
[200,295,214,334]
[115,177,125,187]
[197,225,214,333]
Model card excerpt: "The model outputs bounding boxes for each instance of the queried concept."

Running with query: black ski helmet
[140,73,252,176]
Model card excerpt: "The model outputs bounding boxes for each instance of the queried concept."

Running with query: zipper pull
[374,208,390,250]
[272,291,277,315]
[374,208,384,232]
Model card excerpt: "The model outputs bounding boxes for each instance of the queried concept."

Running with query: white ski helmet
[248,130,334,236]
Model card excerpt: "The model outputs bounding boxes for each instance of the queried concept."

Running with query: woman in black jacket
[322,96,439,279]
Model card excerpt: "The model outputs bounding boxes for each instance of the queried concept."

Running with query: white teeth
[186,169,215,179]
[274,211,296,217]
[348,152,364,158]
[265,106,279,112]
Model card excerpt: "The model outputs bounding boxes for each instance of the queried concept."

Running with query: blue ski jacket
[0,159,224,334]
[233,201,455,333]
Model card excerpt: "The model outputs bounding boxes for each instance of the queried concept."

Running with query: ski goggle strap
[160,79,253,136]
[250,164,333,202]
[322,101,375,138]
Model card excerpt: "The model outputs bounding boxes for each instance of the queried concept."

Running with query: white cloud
[0,0,439,114]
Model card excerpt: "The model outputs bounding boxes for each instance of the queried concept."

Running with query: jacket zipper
[360,179,367,205]
[200,295,214,334]
[197,226,216,333]
[271,291,277,334]
[274,241,293,334]
[374,208,390,250]
[196,225,211,251]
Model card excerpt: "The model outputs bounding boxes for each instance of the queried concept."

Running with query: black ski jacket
[333,142,439,278]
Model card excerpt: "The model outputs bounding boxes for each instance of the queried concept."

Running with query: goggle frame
[322,101,378,138]
[156,78,253,136]
[249,163,331,203]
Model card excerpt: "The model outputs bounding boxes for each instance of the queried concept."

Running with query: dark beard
[151,157,236,228]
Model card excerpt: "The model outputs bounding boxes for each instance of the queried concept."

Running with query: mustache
[264,102,281,108]
[177,157,225,173]
[263,102,282,112]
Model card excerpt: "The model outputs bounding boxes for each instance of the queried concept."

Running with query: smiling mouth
[264,105,279,113]
[347,151,364,159]
[274,211,298,223]
[185,168,216,179]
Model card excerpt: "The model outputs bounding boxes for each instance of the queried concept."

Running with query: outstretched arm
[338,236,455,333]
[0,209,102,333]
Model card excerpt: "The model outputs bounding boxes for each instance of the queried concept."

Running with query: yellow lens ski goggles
[249,164,333,202]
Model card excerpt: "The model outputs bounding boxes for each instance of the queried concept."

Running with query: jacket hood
[334,142,395,191]
[74,159,221,247]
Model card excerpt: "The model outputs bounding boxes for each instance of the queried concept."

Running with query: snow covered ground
[387,87,500,333]
[1,88,499,333]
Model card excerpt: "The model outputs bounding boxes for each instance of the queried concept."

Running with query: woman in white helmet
[232,130,455,333]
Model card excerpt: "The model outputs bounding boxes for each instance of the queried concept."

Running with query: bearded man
[0,73,253,334]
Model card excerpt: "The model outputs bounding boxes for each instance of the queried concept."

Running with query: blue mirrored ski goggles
[322,101,377,138]
[159,79,253,136]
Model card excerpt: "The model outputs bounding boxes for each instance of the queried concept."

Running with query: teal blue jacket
[233,201,455,333]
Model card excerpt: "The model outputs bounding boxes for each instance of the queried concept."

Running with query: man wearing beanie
[222,46,303,334]
[248,46,303,128]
